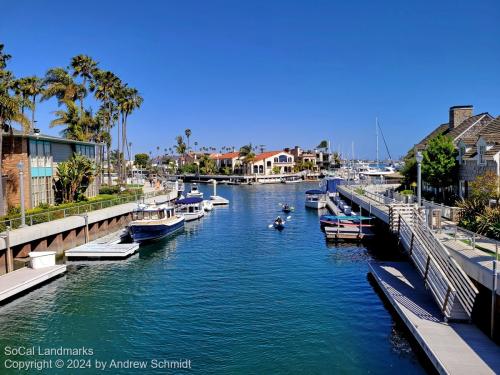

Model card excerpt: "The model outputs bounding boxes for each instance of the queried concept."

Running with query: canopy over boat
[176,197,203,205]
[305,189,325,195]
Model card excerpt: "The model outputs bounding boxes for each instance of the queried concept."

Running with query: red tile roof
[254,151,289,162]
[210,151,240,160]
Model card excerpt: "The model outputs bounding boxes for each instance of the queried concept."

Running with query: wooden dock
[0,265,66,304]
[369,261,500,375]
[65,231,139,260]
[324,226,375,241]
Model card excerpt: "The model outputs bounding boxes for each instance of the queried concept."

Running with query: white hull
[210,195,229,205]
[305,201,327,209]
[182,210,205,222]
[187,192,204,198]
[202,200,214,211]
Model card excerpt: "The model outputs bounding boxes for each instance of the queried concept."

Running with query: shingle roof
[446,113,493,141]
[477,116,500,141]
[415,123,448,149]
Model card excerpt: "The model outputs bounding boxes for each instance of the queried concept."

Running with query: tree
[135,153,149,169]
[42,67,85,105]
[0,44,30,215]
[50,100,90,140]
[272,166,281,174]
[54,154,96,203]
[400,150,417,190]
[317,140,328,150]
[70,54,98,113]
[469,171,500,205]
[175,135,186,155]
[91,70,121,185]
[15,76,44,132]
[199,154,217,174]
[185,129,192,150]
[422,135,457,201]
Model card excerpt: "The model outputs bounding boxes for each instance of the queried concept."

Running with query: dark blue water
[0,183,426,374]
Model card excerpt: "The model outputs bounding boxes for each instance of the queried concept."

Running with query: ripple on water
[0,183,425,374]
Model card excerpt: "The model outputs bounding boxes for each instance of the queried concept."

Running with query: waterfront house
[1,130,101,215]
[412,105,495,197]
[287,146,319,172]
[251,151,294,175]
[210,152,242,174]
[456,116,500,197]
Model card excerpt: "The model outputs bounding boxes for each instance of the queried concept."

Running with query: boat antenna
[377,120,393,161]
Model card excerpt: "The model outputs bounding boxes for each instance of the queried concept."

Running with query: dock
[0,265,66,304]
[369,261,500,374]
[65,231,139,260]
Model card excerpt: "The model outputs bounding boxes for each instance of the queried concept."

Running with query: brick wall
[2,137,31,212]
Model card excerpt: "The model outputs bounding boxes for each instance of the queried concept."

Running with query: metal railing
[443,224,500,256]
[399,214,459,319]
[0,189,171,231]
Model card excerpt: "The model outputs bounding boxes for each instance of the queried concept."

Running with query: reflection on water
[0,183,425,374]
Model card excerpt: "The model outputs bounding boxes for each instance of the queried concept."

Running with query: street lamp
[17,161,27,227]
[416,151,423,207]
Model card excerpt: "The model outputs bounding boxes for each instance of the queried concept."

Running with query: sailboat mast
[375,117,379,166]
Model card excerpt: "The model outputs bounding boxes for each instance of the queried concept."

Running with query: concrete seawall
[0,190,177,274]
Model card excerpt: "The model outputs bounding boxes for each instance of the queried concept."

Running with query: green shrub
[400,190,414,196]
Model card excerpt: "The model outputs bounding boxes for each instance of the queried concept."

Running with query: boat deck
[0,265,67,304]
[65,231,138,259]
[369,261,500,375]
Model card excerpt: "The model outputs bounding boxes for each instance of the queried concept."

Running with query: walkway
[370,261,500,375]
[0,265,66,303]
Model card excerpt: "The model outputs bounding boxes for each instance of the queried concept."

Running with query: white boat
[281,177,302,184]
[176,197,205,221]
[209,180,229,205]
[202,200,214,211]
[128,204,185,243]
[360,165,395,176]
[186,183,204,198]
[305,189,327,209]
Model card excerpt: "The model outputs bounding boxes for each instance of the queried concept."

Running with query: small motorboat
[186,183,204,198]
[176,197,205,221]
[273,216,286,230]
[202,200,214,212]
[128,204,185,243]
[305,189,327,209]
[282,204,294,213]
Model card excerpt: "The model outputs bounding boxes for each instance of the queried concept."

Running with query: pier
[337,183,500,373]
[370,262,500,374]
[0,264,66,304]
[65,231,139,260]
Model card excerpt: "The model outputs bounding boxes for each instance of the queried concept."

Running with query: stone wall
[2,137,31,212]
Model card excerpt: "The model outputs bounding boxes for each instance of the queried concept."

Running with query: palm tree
[175,135,187,155]
[91,70,121,184]
[18,76,44,132]
[50,100,95,141]
[117,86,143,182]
[239,144,254,175]
[71,54,98,113]
[0,44,30,215]
[42,67,85,105]
[185,129,191,150]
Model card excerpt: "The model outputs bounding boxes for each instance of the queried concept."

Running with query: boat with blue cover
[128,204,185,243]
[305,189,327,209]
[176,197,205,221]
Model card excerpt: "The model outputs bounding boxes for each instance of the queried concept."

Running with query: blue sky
[2,0,499,159]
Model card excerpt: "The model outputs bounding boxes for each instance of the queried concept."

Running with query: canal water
[0,183,426,374]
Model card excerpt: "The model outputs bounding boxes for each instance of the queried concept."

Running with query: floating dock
[65,231,139,260]
[324,226,375,241]
[0,265,67,304]
[369,261,500,375]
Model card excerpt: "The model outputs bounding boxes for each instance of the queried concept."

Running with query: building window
[478,145,486,165]
[459,145,465,164]
[266,161,271,168]
[278,155,287,163]
[274,157,278,162]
